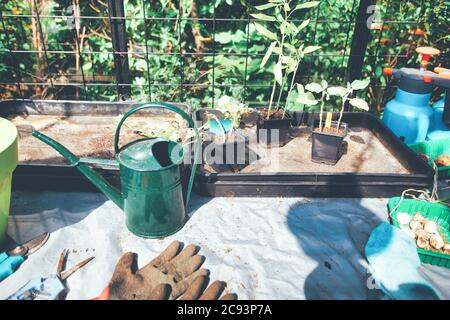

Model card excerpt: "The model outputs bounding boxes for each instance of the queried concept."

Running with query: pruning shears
[7,249,94,300]
[0,232,50,282]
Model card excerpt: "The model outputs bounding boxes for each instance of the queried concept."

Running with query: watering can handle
[114,102,201,209]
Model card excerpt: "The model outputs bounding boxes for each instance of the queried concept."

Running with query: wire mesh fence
[0,0,447,112]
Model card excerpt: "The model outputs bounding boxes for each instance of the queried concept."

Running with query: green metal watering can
[32,102,201,238]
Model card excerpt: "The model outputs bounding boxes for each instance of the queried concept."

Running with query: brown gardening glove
[108,240,209,300]
[179,275,237,300]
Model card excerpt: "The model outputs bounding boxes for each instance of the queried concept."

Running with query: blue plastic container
[383,89,433,144]
[208,118,233,135]
[427,95,450,141]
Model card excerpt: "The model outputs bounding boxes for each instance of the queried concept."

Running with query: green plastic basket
[409,138,450,178]
[387,197,450,269]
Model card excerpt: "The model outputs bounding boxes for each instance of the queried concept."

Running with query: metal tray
[0,99,189,192]
[194,111,434,198]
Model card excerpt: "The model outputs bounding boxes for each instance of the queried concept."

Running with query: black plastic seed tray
[0,99,189,192]
[194,111,434,198]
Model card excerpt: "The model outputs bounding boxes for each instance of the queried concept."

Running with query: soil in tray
[201,125,410,174]
[209,131,243,144]
[313,126,346,137]
[8,113,182,165]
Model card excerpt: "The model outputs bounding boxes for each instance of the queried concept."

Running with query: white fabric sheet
[1,192,449,300]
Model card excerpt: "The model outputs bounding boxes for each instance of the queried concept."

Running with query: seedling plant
[295,78,370,133]
[252,0,322,120]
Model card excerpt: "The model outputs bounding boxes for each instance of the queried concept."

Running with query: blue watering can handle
[114,102,201,209]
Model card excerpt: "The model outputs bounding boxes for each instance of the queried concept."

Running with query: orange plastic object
[409,28,427,36]
[91,285,110,300]
[423,76,433,83]
[416,47,441,61]
[379,38,391,44]
[383,67,394,75]
[373,24,389,31]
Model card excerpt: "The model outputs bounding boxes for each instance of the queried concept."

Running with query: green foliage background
[0,0,448,112]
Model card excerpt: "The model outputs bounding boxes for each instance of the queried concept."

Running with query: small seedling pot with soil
[311,120,348,165]
[256,108,292,147]
[193,108,251,170]
[202,130,250,169]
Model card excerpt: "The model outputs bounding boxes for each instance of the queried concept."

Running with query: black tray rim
[193,110,434,180]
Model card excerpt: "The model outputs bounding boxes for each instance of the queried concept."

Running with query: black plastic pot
[291,110,310,127]
[194,108,224,125]
[256,109,292,147]
[191,108,251,168]
[202,131,249,167]
[311,120,348,165]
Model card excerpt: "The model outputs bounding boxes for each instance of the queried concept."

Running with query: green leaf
[327,86,348,97]
[274,60,283,85]
[349,98,369,111]
[285,89,301,110]
[303,45,322,54]
[286,22,299,35]
[296,91,318,106]
[305,82,323,93]
[297,19,310,32]
[134,59,147,71]
[284,43,297,54]
[82,62,92,71]
[250,13,277,21]
[282,56,298,74]
[214,32,234,44]
[255,3,279,10]
[375,66,383,78]
[272,46,283,54]
[295,1,320,10]
[321,79,328,89]
[280,21,288,34]
[260,41,277,69]
[297,44,305,58]
[350,78,370,90]
[253,23,278,41]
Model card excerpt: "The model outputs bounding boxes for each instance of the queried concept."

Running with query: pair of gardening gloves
[94,241,237,300]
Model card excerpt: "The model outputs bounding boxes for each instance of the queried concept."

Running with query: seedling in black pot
[200,96,252,170]
[298,78,370,165]
[251,0,321,147]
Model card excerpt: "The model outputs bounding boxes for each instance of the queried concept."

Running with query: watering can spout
[32,130,124,209]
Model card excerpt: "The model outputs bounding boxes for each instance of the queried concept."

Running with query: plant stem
[282,60,300,119]
[319,91,325,132]
[267,3,287,120]
[275,78,285,112]
[267,78,278,120]
[336,91,351,132]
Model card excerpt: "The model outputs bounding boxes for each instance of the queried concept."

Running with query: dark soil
[9,114,180,164]
[313,126,346,137]
[349,135,365,144]
[240,109,259,125]
[258,108,286,120]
